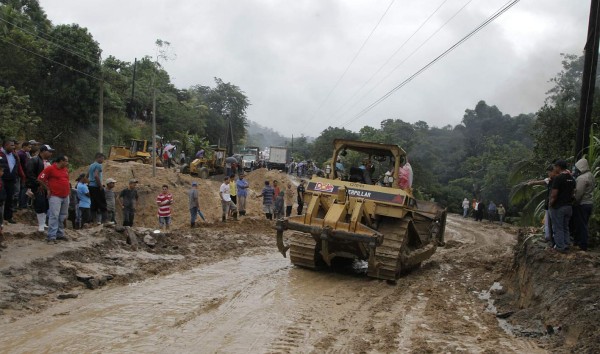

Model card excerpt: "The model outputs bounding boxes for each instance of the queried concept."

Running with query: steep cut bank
[495,232,600,353]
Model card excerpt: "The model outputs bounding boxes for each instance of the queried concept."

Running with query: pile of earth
[69,162,296,229]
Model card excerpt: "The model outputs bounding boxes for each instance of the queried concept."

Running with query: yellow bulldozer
[181,147,226,179]
[275,139,447,281]
[108,139,152,164]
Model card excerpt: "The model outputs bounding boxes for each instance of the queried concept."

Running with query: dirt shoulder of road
[493,231,600,354]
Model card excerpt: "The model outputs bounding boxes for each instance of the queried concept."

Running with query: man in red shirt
[155,184,173,232]
[37,155,70,243]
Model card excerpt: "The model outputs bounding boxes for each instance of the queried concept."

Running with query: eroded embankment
[495,232,600,353]
[0,219,274,319]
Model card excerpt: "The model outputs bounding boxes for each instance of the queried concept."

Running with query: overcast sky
[41,0,589,137]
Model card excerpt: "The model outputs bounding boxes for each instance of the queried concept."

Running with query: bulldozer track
[367,218,411,280]
[289,232,319,270]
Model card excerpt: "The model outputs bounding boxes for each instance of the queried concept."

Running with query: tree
[0,85,39,138]
[311,127,358,164]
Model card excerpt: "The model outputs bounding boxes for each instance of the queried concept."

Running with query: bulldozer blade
[276,229,289,257]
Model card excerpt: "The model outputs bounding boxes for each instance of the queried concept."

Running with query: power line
[303,0,396,126]
[328,0,451,122]
[0,16,100,67]
[331,0,473,124]
[0,36,102,81]
[340,0,521,128]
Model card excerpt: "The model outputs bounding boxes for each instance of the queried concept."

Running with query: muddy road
[0,215,545,353]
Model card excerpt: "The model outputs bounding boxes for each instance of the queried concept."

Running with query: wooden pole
[575,0,600,159]
[98,55,104,153]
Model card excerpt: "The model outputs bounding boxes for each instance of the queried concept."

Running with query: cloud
[41,0,589,136]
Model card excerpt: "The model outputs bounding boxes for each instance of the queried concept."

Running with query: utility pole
[130,58,137,119]
[225,115,234,156]
[575,0,600,159]
[152,87,157,177]
[98,55,104,153]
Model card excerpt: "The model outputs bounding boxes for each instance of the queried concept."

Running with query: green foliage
[287,135,311,161]
[0,85,40,138]
[311,127,358,164]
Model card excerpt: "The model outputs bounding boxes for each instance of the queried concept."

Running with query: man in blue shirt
[88,153,107,225]
[236,173,249,216]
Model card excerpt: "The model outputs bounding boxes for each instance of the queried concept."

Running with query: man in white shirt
[219,176,238,222]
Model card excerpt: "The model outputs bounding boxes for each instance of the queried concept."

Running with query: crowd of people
[527,159,594,253]
[0,138,309,257]
[461,198,506,225]
[219,173,306,222]
[460,158,595,253]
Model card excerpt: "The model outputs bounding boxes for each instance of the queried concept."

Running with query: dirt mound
[245,168,296,191]
[70,162,290,228]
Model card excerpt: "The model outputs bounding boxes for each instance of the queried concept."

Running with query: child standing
[76,173,91,228]
[105,178,117,224]
[156,184,173,232]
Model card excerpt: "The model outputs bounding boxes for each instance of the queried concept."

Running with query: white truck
[267,146,288,171]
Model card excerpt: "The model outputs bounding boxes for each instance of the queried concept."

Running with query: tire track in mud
[0,255,292,353]
[265,311,314,354]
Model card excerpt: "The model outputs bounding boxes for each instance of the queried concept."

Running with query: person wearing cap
[16,141,32,209]
[297,180,306,215]
[37,155,70,243]
[0,138,26,224]
[219,176,238,222]
[118,179,139,227]
[236,173,249,216]
[26,144,54,231]
[549,160,576,253]
[88,153,107,225]
[105,178,117,224]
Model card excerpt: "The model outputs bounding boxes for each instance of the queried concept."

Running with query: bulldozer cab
[331,139,406,188]
[212,147,226,168]
[130,140,148,155]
